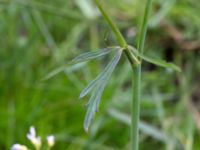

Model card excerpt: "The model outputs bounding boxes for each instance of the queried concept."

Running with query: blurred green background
[0,0,200,149]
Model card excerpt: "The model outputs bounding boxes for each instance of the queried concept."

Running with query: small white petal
[27,126,36,142]
[30,126,36,137]
[30,137,41,148]
[27,134,33,141]
[47,135,55,147]
[11,144,28,150]
[26,126,41,149]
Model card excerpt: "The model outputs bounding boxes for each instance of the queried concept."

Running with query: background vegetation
[0,0,200,149]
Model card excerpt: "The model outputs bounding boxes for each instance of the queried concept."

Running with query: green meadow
[0,0,200,149]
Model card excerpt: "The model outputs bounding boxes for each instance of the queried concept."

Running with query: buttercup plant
[45,0,180,149]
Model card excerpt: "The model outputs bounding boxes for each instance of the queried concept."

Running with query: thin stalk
[94,0,126,47]
[94,0,140,66]
[94,0,152,150]
[131,1,152,150]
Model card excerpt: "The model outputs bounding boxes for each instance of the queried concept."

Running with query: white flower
[47,135,55,147]
[27,126,41,149]
[11,144,28,150]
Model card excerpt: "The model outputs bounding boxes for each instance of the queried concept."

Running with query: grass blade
[108,109,172,143]
[129,46,181,72]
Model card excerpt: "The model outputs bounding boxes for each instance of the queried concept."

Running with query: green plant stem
[94,0,126,47]
[94,0,152,149]
[131,68,140,150]
[137,0,153,54]
[131,0,152,150]
[94,0,140,66]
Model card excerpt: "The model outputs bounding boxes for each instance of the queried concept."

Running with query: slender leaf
[80,76,101,98]
[80,48,122,98]
[43,46,120,81]
[83,50,122,132]
[42,62,86,80]
[84,83,105,132]
[128,46,181,72]
[84,89,98,133]
[71,47,120,64]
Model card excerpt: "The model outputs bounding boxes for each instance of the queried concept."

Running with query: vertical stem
[94,0,127,48]
[131,0,152,150]
[131,67,140,150]
[94,0,152,149]
[137,0,153,54]
[94,0,140,66]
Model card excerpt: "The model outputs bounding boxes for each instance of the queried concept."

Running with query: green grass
[0,0,200,150]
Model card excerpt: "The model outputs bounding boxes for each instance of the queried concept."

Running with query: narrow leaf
[79,77,101,98]
[80,49,122,98]
[84,83,104,132]
[42,63,86,80]
[129,46,181,72]
[71,47,119,64]
[84,93,96,133]
[43,47,119,81]
[83,50,122,132]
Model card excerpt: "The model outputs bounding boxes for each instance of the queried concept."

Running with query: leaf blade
[43,47,119,81]
[42,63,86,81]
[71,47,119,64]
[84,83,104,132]
[83,50,122,132]
[80,49,122,98]
[129,46,181,72]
